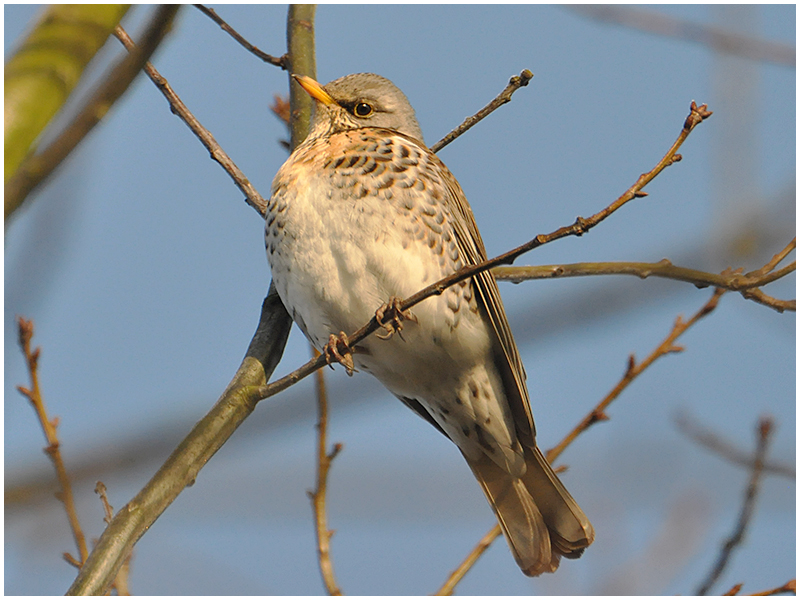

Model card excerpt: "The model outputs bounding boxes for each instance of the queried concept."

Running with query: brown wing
[426,151,536,445]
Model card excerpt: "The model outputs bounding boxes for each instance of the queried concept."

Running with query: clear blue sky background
[5,4,795,595]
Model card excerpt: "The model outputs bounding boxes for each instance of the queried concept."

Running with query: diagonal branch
[569,5,795,67]
[66,8,316,592]
[430,69,534,153]
[113,24,270,217]
[546,288,725,462]
[66,288,293,595]
[67,19,715,595]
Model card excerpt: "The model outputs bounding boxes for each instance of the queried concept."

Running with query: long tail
[464,445,594,576]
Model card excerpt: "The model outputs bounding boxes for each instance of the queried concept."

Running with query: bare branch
[66,7,317,591]
[309,353,344,596]
[194,4,287,68]
[66,289,293,595]
[546,288,725,463]
[113,25,270,217]
[495,250,794,292]
[493,240,795,314]
[65,83,713,594]
[739,287,796,313]
[430,69,534,153]
[16,317,88,566]
[748,579,797,596]
[696,417,775,595]
[435,524,502,595]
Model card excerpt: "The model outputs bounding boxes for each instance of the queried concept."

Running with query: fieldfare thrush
[265,72,594,576]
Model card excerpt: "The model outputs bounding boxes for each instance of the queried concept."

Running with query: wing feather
[427,151,535,444]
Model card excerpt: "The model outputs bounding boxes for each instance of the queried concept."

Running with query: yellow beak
[292,74,336,106]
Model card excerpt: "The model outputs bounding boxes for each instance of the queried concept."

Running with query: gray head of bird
[293,73,425,144]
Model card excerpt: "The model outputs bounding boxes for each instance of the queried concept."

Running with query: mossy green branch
[4,5,130,184]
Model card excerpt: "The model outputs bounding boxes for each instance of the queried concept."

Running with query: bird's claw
[324,332,356,376]
[375,297,417,340]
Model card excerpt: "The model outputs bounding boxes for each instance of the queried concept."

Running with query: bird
[265,72,594,576]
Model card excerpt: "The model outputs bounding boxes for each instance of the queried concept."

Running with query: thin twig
[113,25,270,217]
[435,525,502,595]
[696,417,775,595]
[739,287,796,313]
[16,317,89,566]
[194,4,287,68]
[676,411,794,479]
[95,481,114,525]
[493,250,795,314]
[309,352,343,596]
[746,237,796,277]
[749,579,797,596]
[95,482,132,595]
[547,288,725,462]
[254,100,713,403]
[430,70,533,153]
[724,582,744,595]
[5,5,180,219]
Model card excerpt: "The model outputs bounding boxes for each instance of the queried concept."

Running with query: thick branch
[66,7,319,592]
[66,289,292,595]
[286,4,318,149]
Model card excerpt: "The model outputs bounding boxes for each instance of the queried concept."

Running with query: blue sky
[5,4,795,595]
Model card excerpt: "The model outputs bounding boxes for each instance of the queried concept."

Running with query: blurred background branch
[568,5,795,66]
[4,4,132,219]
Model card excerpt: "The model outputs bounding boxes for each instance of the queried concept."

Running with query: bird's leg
[324,332,356,376]
[375,297,417,340]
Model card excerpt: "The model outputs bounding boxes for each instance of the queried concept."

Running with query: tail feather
[523,446,594,557]
[464,446,594,576]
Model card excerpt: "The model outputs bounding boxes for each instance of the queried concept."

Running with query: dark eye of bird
[354,102,373,117]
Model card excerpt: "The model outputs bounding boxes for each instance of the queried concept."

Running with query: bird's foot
[324,332,356,376]
[375,297,417,340]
